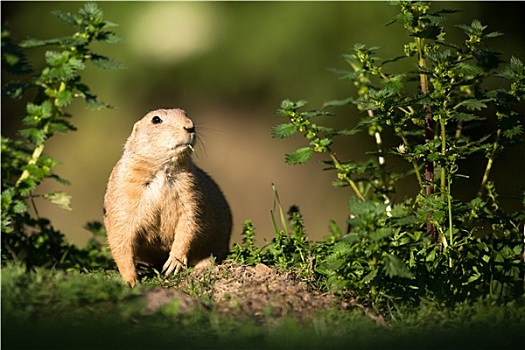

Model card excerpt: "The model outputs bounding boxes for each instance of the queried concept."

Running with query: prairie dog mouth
[168,132,196,153]
[165,143,195,165]
[172,142,195,152]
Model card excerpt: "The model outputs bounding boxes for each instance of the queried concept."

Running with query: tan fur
[104,109,232,287]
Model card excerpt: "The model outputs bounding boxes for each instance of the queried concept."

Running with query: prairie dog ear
[132,121,141,134]
[130,121,142,139]
[125,121,140,147]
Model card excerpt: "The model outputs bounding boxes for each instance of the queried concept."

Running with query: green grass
[2,264,524,350]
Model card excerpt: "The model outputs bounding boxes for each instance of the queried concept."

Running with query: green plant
[270,1,524,306]
[230,185,312,272]
[1,2,122,268]
[229,220,262,265]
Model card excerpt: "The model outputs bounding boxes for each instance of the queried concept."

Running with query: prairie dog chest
[136,170,186,242]
[143,170,182,208]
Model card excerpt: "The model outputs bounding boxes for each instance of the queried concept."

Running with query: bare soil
[140,261,383,324]
[210,262,340,321]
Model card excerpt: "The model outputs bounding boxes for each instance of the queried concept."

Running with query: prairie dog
[104,109,232,287]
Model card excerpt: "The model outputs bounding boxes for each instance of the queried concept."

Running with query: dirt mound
[139,261,383,324]
[192,261,343,321]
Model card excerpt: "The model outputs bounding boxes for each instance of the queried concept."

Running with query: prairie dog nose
[184,125,196,134]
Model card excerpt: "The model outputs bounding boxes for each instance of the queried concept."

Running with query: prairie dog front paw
[162,254,188,276]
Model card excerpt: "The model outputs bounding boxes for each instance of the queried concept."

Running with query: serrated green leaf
[456,62,483,77]
[509,56,524,73]
[432,8,461,15]
[22,115,40,127]
[49,119,76,133]
[24,101,53,126]
[56,90,73,107]
[43,191,72,211]
[45,57,85,80]
[383,254,414,279]
[453,112,485,122]
[2,26,30,66]
[285,147,313,165]
[361,269,378,284]
[27,101,53,118]
[498,56,525,79]
[51,10,79,27]
[13,200,28,214]
[2,52,26,69]
[85,96,110,110]
[96,32,125,44]
[90,55,125,69]
[58,35,88,47]
[502,125,523,139]
[280,99,308,111]
[19,128,47,145]
[381,74,405,93]
[322,97,354,109]
[370,227,394,241]
[303,110,330,119]
[1,188,14,205]
[332,241,354,255]
[43,50,73,67]
[342,70,365,81]
[458,20,486,36]
[79,2,103,19]
[485,31,504,39]
[67,57,85,71]
[3,82,27,99]
[101,20,119,29]
[49,174,71,186]
[20,37,60,48]
[272,123,297,139]
[455,99,490,111]
[38,155,61,168]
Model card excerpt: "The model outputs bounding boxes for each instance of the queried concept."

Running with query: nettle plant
[1,3,121,268]
[272,1,524,305]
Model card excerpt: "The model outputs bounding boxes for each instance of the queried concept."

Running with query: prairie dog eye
[151,116,163,124]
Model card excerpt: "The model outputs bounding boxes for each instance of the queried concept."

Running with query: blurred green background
[2,1,524,246]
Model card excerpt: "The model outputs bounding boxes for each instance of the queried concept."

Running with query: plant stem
[455,121,463,139]
[478,129,501,197]
[368,110,385,166]
[447,172,453,248]
[15,124,49,187]
[522,223,525,263]
[399,133,424,191]
[30,195,41,219]
[417,38,435,196]
[416,34,437,240]
[16,81,65,188]
[368,109,392,213]
[271,183,289,235]
[329,152,365,201]
[440,117,447,199]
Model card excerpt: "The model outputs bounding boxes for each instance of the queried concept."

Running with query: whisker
[192,136,208,161]
[195,120,221,136]
[192,121,215,161]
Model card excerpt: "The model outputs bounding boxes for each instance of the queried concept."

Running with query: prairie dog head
[124,109,196,164]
